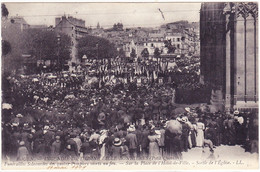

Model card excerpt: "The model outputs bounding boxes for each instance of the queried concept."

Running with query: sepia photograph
[1,1,259,170]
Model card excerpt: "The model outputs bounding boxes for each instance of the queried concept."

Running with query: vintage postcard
[1,1,259,170]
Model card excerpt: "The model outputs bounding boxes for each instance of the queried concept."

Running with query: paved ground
[181,145,259,169]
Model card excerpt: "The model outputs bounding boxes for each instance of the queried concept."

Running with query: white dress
[196,122,205,147]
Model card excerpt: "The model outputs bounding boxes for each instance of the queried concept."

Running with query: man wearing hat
[51,136,62,157]
[20,124,32,154]
[180,117,190,152]
[43,125,56,153]
[126,125,138,160]
[110,138,122,160]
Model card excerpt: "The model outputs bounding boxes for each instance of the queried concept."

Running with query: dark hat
[49,125,56,131]
[23,125,31,131]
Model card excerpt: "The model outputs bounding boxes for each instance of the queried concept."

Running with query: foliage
[2,40,11,56]
[77,35,118,60]
[1,3,9,17]
[164,40,176,54]
[141,48,149,58]
[154,47,161,58]
[22,29,71,63]
[2,18,24,74]
[130,48,137,58]
[118,48,125,58]
[113,23,123,31]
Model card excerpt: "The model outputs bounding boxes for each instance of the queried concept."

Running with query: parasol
[65,94,76,99]
[172,107,186,114]
[32,78,39,82]
[166,120,182,134]
[47,75,57,79]
[20,115,35,124]
[2,103,12,110]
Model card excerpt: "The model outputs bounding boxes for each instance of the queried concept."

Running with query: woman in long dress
[148,130,161,159]
[196,118,205,147]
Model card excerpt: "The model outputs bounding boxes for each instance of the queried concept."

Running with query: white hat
[234,110,239,115]
[185,107,191,112]
[12,123,19,127]
[181,117,188,123]
[128,125,136,132]
[176,117,182,122]
[16,114,23,118]
[19,141,25,146]
[155,130,161,135]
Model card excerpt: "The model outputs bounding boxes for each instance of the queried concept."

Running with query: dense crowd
[2,56,258,161]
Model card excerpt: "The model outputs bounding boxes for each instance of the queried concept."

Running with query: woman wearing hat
[196,118,205,147]
[148,129,161,159]
[17,141,30,161]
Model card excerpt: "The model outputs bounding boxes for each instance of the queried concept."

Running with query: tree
[2,3,9,17]
[141,48,149,59]
[164,40,176,54]
[154,47,161,58]
[77,35,117,60]
[130,48,136,58]
[118,48,125,58]
[113,23,123,31]
[2,40,11,56]
[2,17,24,74]
[22,29,71,68]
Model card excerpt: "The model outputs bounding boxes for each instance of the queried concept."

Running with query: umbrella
[172,107,186,114]
[121,114,132,124]
[32,78,39,82]
[208,105,218,113]
[117,110,125,116]
[47,75,57,79]
[65,94,76,99]
[166,120,182,134]
[2,103,12,110]
[10,117,20,124]
[20,115,35,124]
[88,77,98,84]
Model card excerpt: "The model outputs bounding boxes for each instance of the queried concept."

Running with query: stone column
[225,14,231,114]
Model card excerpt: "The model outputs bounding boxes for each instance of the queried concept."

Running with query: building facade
[54,16,89,65]
[200,2,258,112]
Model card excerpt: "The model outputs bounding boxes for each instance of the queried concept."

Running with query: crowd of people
[2,56,258,161]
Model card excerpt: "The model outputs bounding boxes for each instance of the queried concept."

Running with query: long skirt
[196,129,204,147]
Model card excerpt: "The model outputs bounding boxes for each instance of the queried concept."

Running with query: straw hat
[128,125,136,132]
[234,110,239,115]
[49,125,56,131]
[182,116,188,123]
[113,138,122,146]
[16,114,23,118]
[19,141,25,146]
[176,117,182,122]
[155,130,161,135]
[55,136,61,140]
[185,107,191,112]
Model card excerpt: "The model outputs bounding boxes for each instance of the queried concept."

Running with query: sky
[4,2,201,28]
